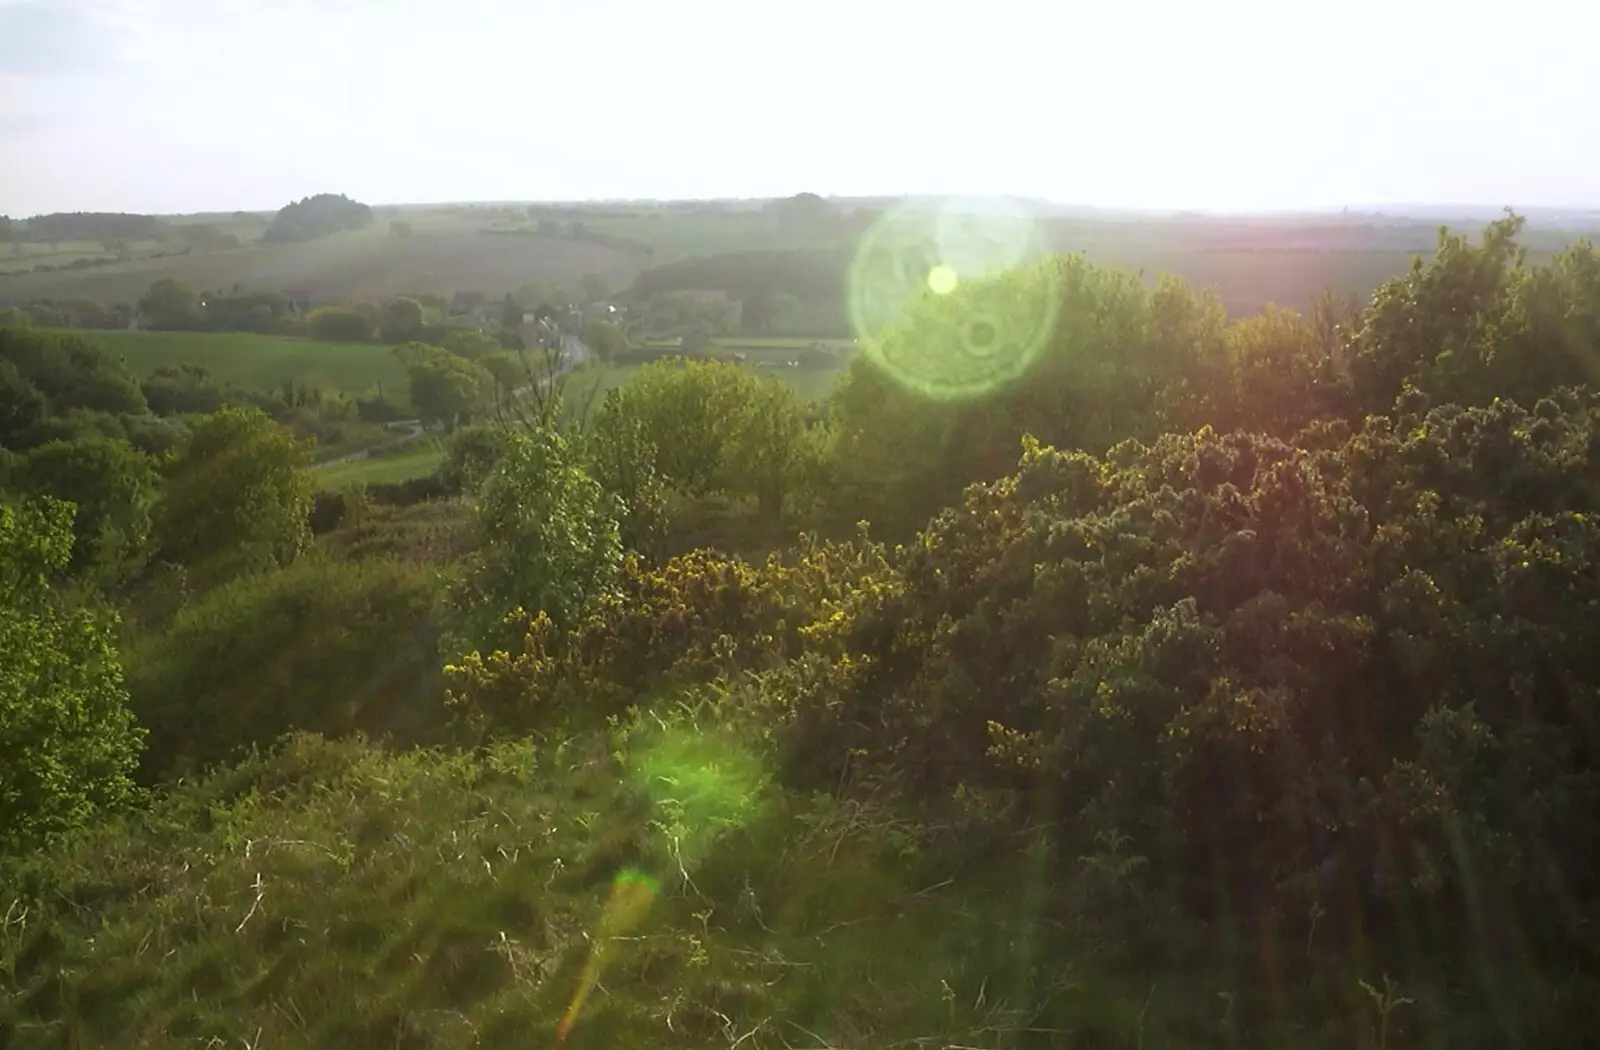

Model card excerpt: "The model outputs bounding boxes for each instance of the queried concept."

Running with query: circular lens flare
[849,197,1059,400]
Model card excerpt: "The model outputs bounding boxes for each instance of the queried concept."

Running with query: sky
[1,0,1597,216]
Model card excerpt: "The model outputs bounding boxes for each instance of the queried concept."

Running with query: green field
[314,441,445,489]
[92,330,413,404]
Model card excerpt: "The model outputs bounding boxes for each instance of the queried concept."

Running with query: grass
[306,422,412,465]
[0,729,1212,1049]
[314,441,445,489]
[92,329,413,403]
[3,714,1558,1050]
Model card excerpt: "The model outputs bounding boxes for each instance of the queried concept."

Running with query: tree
[0,357,46,446]
[442,329,501,361]
[138,278,201,329]
[1348,212,1527,412]
[742,291,781,334]
[599,358,819,518]
[153,406,314,581]
[585,390,671,559]
[500,294,523,330]
[741,290,803,335]
[580,272,612,304]
[446,426,622,656]
[12,437,159,583]
[580,318,629,362]
[438,424,508,494]
[0,325,147,419]
[390,220,413,238]
[408,351,491,431]
[308,307,374,342]
[379,296,425,343]
[262,193,374,243]
[719,377,823,519]
[0,497,144,854]
[602,360,750,496]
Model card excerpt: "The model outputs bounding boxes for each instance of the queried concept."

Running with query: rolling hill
[0,212,643,305]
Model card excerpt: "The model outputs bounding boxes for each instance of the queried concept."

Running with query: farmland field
[0,240,168,275]
[92,330,412,403]
[0,212,641,305]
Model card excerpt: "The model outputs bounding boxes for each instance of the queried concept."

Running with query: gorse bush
[446,530,893,737]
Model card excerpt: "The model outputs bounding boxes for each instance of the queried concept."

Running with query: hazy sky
[1,0,1596,216]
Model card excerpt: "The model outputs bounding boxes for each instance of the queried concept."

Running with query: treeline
[262,192,374,243]
[3,213,1600,1046]
[0,322,402,457]
[632,247,852,301]
[0,211,165,243]
[631,247,856,334]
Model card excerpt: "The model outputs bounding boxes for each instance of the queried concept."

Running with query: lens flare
[848,196,1059,400]
[554,868,660,1046]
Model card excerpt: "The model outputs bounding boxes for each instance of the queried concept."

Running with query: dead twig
[234,872,265,934]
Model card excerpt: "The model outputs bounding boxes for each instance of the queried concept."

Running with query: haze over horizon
[2,0,1597,218]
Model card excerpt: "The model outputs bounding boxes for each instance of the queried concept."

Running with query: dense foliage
[152,406,314,582]
[262,193,374,243]
[125,556,442,779]
[0,498,144,854]
[3,215,1600,1048]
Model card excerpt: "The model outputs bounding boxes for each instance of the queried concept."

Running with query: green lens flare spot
[623,717,769,867]
[928,264,959,295]
[849,197,1060,401]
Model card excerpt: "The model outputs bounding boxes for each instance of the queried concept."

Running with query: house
[582,301,623,328]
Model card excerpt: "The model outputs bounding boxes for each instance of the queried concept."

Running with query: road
[310,336,591,471]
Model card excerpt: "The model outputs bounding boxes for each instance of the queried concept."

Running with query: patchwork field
[92,330,412,403]
[0,216,641,305]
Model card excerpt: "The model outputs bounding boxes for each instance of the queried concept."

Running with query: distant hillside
[632,248,853,302]
[0,214,642,305]
[262,193,374,243]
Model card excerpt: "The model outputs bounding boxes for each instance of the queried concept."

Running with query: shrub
[123,555,442,778]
